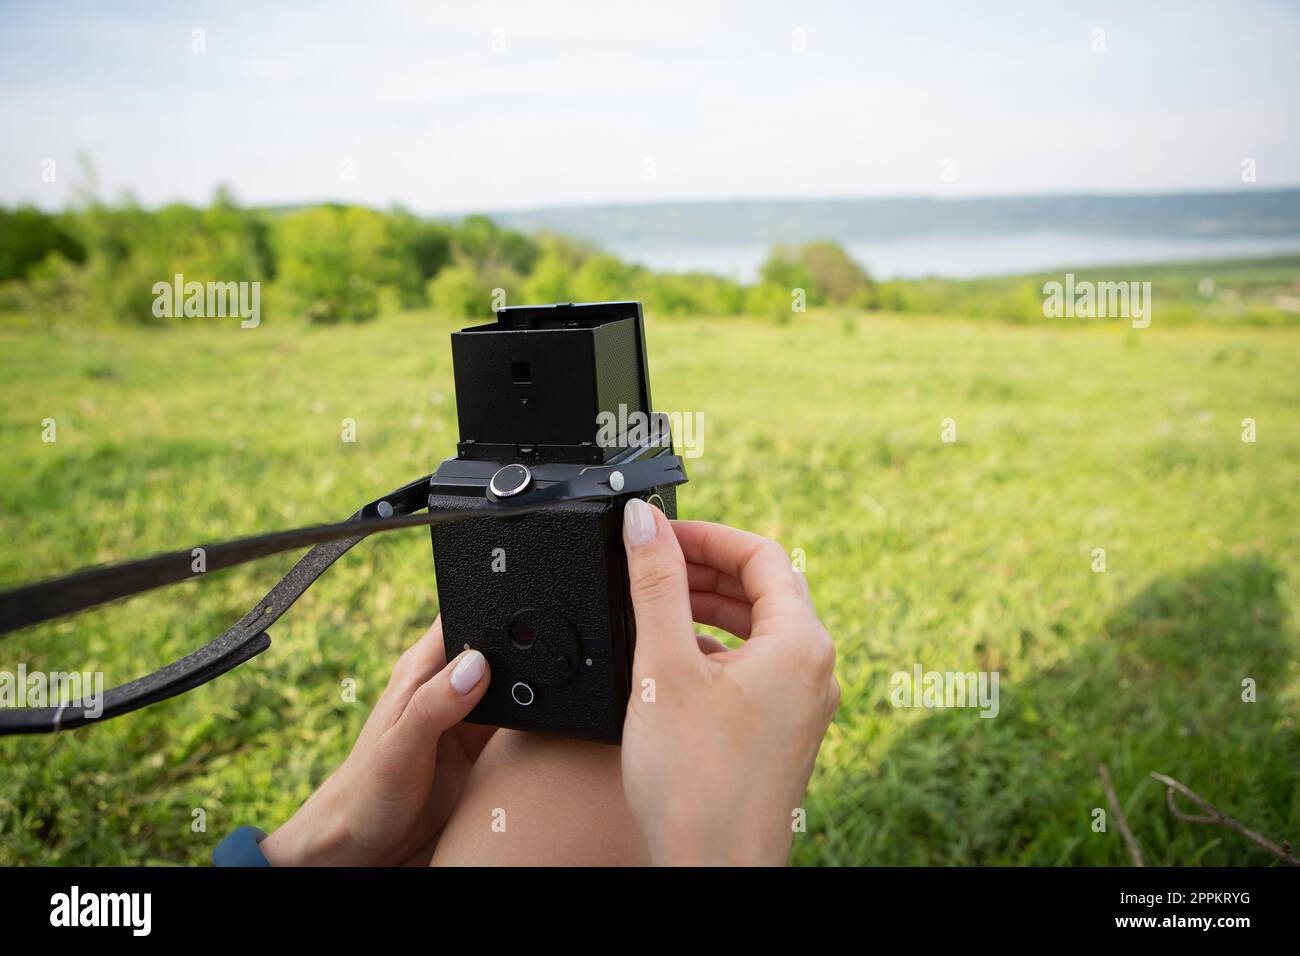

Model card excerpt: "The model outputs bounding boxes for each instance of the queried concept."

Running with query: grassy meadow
[1,301,1298,865]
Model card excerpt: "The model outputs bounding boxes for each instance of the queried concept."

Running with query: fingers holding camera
[684,559,749,604]
[688,588,753,638]
[676,520,838,716]
[377,648,491,778]
[263,633,493,867]
[685,557,755,637]
[673,521,811,627]
[695,633,732,655]
[620,513,840,865]
[622,497,705,678]
[391,616,448,684]
[628,511,823,655]
[359,617,449,745]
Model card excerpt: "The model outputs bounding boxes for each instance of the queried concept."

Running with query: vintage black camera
[0,300,684,741]
[428,301,681,743]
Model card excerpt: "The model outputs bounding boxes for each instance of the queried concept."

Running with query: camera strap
[0,456,685,735]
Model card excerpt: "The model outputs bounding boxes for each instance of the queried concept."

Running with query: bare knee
[431,729,649,866]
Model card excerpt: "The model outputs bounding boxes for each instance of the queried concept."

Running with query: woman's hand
[619,499,840,866]
[261,617,494,866]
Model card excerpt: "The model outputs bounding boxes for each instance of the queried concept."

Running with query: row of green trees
[0,190,879,326]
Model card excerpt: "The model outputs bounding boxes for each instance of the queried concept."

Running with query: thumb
[380,648,490,773]
[622,497,700,679]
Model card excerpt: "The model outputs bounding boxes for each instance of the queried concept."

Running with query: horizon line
[10,183,1300,219]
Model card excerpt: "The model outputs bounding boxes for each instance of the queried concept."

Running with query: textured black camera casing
[428,302,678,743]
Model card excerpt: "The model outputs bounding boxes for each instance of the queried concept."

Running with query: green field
[1,306,1298,865]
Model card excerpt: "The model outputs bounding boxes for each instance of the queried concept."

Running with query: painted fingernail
[623,497,658,547]
[450,650,486,694]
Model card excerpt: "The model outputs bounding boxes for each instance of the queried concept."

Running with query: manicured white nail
[623,497,657,547]
[450,650,486,694]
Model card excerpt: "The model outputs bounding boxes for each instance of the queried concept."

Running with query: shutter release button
[489,464,532,498]
[511,682,535,706]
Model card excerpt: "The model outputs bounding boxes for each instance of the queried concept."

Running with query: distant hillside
[495,190,1300,245]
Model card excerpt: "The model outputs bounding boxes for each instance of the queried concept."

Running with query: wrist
[261,799,354,866]
[648,824,788,867]
[654,845,781,867]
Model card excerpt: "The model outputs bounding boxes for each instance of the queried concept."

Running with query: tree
[275,205,418,323]
[799,241,874,306]
[428,262,493,318]
[452,214,540,277]
[0,207,85,282]
[759,240,874,308]
[572,254,636,303]
[521,253,572,304]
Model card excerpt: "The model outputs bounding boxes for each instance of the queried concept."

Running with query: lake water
[605,231,1300,281]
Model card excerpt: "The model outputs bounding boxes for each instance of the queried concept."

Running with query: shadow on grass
[805,555,1298,865]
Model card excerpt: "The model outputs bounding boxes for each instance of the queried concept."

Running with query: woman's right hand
[618,499,840,865]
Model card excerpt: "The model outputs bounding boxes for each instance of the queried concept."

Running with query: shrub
[520,252,573,304]
[427,262,493,318]
[0,207,85,282]
[745,281,796,322]
[275,205,418,323]
[759,240,873,308]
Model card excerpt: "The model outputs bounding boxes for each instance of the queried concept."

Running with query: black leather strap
[0,507,377,734]
[0,475,437,735]
[0,457,686,736]
[0,473,434,637]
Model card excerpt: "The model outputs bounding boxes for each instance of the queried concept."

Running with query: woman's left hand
[261,617,495,866]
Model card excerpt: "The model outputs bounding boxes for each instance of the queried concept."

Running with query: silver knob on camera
[489,464,533,498]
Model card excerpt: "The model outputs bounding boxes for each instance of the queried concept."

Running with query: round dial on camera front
[501,606,580,686]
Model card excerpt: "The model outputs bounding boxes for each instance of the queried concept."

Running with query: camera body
[428,301,679,743]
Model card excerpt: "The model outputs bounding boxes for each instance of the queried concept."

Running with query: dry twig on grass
[1097,762,1145,866]
[1151,772,1299,866]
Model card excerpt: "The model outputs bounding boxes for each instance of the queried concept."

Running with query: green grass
[1,307,1298,865]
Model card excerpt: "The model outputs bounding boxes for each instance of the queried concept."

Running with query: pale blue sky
[2,0,1297,213]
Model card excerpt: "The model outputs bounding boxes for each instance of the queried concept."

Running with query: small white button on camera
[510,682,535,706]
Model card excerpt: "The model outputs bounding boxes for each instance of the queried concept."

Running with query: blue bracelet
[212,825,271,867]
